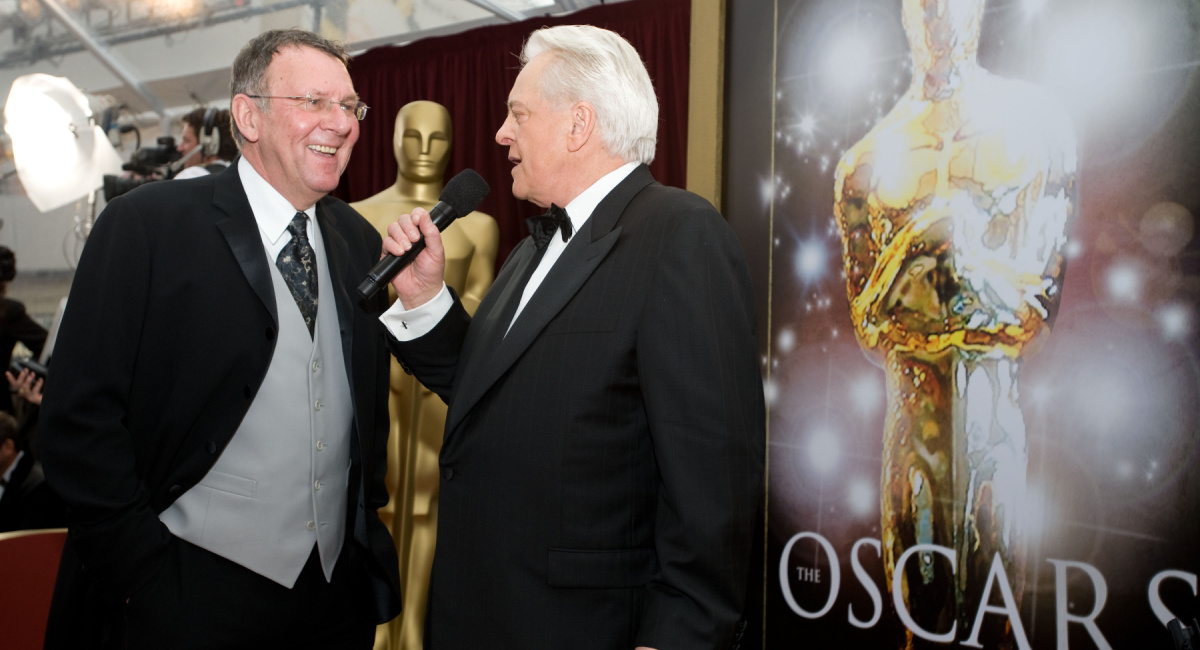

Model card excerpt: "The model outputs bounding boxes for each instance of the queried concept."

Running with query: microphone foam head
[440,168,490,217]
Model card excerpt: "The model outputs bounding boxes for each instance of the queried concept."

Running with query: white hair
[522,25,658,165]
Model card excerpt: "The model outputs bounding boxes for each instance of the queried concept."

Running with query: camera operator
[174,107,237,179]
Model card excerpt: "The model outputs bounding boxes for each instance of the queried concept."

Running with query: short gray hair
[229,29,351,147]
[521,25,658,165]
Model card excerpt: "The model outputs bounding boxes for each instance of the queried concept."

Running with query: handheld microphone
[357,168,490,300]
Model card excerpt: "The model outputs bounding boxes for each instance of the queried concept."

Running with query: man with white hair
[383,24,764,649]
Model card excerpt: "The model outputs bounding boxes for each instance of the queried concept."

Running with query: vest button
[316,441,324,451]
[306,521,316,530]
[441,467,455,480]
[314,400,322,411]
[311,360,320,373]
[313,480,321,491]
[265,327,275,340]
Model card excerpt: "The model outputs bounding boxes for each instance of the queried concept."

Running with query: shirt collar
[562,161,639,231]
[238,157,316,245]
[1,450,23,484]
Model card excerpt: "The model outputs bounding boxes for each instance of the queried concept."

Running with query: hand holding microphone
[358,168,490,301]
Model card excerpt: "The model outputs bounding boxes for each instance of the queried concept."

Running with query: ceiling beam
[37,0,167,120]
[463,0,525,23]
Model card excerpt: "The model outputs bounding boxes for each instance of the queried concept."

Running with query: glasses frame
[245,94,370,121]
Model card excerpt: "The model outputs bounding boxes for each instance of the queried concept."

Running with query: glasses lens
[354,103,369,121]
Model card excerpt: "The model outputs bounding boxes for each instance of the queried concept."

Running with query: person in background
[39,28,400,650]
[174,107,239,179]
[383,24,765,650]
[0,410,64,532]
[0,246,46,416]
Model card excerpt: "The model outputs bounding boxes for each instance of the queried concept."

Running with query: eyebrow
[302,91,360,103]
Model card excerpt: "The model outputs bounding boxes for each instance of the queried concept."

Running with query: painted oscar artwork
[724,0,1200,647]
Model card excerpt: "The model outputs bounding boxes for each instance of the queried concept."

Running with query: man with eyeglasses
[39,29,401,649]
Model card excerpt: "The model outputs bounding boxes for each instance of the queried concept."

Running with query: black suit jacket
[38,165,401,648]
[394,166,765,649]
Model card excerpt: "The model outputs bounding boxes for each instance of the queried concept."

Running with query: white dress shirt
[0,449,23,500]
[237,157,316,256]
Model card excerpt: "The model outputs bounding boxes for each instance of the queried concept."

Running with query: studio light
[4,73,123,212]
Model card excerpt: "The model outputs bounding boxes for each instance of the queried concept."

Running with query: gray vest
[160,219,353,587]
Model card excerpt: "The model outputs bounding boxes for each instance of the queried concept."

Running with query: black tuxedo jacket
[38,165,401,647]
[394,165,765,649]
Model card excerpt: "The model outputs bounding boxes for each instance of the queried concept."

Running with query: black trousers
[124,537,376,650]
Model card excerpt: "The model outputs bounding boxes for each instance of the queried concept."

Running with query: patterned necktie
[276,211,319,337]
[525,203,573,250]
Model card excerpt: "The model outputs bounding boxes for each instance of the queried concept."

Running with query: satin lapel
[491,216,618,367]
[212,165,277,326]
[443,165,655,437]
[314,199,356,391]
[441,221,619,436]
[444,240,544,436]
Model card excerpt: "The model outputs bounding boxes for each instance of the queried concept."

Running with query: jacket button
[441,467,455,480]
[265,327,275,340]
[206,441,217,454]
[243,385,252,399]
[168,484,182,496]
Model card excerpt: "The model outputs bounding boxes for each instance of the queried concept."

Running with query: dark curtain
[333,0,691,268]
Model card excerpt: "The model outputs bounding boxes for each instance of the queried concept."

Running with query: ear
[566,101,596,153]
[231,94,262,145]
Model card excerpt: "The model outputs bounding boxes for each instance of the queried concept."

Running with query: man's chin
[511,184,528,203]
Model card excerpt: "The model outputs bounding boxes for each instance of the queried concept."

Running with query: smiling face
[234,45,359,209]
[494,52,576,209]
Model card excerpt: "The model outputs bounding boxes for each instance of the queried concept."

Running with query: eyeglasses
[245,94,370,121]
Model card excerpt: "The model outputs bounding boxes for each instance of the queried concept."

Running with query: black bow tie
[526,203,573,250]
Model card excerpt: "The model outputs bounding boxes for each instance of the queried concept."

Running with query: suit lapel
[444,165,655,436]
[212,165,278,327]
[443,240,541,434]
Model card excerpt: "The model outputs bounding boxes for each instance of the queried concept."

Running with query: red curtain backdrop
[332,0,691,268]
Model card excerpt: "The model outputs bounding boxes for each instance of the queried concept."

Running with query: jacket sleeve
[38,197,174,600]
[386,288,472,402]
[634,197,766,649]
[5,299,48,359]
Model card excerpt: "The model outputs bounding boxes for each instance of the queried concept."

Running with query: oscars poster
[724,0,1200,647]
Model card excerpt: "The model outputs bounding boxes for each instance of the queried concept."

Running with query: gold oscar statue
[352,100,499,650]
[832,0,1076,646]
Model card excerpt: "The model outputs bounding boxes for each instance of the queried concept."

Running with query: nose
[323,103,355,135]
[495,114,515,146]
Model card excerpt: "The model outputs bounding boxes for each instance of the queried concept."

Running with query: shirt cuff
[379,284,453,341]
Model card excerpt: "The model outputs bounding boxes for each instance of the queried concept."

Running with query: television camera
[102,107,224,201]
